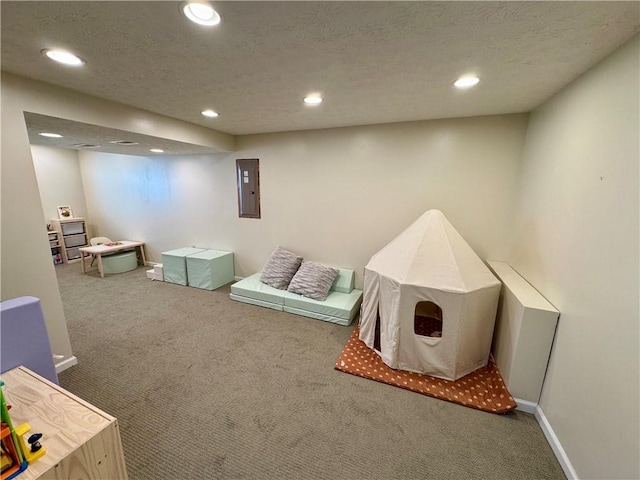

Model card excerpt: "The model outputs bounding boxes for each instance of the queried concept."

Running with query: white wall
[1,80,72,361]
[79,114,529,285]
[31,145,89,223]
[510,36,639,479]
[0,73,234,367]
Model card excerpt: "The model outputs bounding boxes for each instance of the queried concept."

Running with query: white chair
[89,237,113,266]
[90,236,112,247]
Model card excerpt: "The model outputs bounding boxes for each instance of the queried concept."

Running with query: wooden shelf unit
[0,366,128,479]
[50,218,89,264]
[47,230,63,265]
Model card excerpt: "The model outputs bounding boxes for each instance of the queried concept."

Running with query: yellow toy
[14,424,45,464]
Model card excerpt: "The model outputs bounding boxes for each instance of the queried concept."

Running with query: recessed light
[38,132,63,138]
[150,148,164,153]
[454,76,480,88]
[182,2,221,26]
[42,49,85,66]
[303,95,323,105]
[201,109,219,118]
[73,143,101,148]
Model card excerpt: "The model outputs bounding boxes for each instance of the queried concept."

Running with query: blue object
[0,296,58,384]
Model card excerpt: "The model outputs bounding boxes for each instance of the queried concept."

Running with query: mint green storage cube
[186,250,234,290]
[102,251,138,274]
[161,247,206,285]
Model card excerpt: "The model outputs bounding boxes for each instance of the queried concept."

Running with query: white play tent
[359,210,501,381]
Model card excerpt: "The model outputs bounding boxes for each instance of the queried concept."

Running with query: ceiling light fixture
[182,2,221,26]
[201,109,219,118]
[38,132,63,138]
[454,76,480,88]
[303,95,323,105]
[42,49,85,66]
[73,143,101,148]
[150,148,164,153]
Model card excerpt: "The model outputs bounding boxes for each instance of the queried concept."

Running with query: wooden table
[79,241,147,278]
[0,366,128,479]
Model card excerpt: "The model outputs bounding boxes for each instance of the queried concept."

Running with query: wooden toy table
[0,366,128,479]
[79,241,146,278]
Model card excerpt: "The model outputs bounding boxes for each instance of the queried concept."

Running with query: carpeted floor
[56,263,566,479]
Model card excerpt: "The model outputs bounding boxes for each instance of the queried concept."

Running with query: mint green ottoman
[186,250,234,290]
[161,247,206,285]
[102,251,138,274]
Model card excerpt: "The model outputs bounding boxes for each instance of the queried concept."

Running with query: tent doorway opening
[415,301,443,338]
[374,308,381,351]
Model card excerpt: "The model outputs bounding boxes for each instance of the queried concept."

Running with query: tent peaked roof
[366,210,499,293]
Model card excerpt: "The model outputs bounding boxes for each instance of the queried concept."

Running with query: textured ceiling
[2,1,639,150]
[25,113,223,157]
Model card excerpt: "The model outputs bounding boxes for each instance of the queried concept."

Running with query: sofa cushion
[282,306,355,326]
[229,293,284,311]
[284,289,363,320]
[259,247,303,290]
[287,261,339,301]
[331,268,355,293]
[231,273,288,305]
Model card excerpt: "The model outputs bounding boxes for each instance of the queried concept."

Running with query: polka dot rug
[335,327,517,414]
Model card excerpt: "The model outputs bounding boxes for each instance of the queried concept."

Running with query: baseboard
[535,405,579,480]
[514,398,537,414]
[55,355,78,373]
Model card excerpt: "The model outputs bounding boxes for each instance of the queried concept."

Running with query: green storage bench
[186,249,235,290]
[161,247,206,286]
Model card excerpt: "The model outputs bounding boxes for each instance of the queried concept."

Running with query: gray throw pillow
[287,261,339,301]
[259,247,303,290]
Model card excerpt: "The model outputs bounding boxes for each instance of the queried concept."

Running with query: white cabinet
[50,218,89,263]
[488,261,560,407]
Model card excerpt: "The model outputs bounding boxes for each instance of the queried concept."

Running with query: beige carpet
[335,327,517,414]
[55,263,565,479]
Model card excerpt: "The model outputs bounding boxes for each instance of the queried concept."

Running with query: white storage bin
[64,234,87,248]
[60,221,85,235]
[66,247,81,260]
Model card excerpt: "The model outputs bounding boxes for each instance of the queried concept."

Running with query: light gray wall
[79,114,529,286]
[1,78,73,361]
[31,145,89,224]
[510,36,639,479]
[0,73,234,367]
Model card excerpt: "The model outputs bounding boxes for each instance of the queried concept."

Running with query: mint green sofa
[230,268,362,326]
